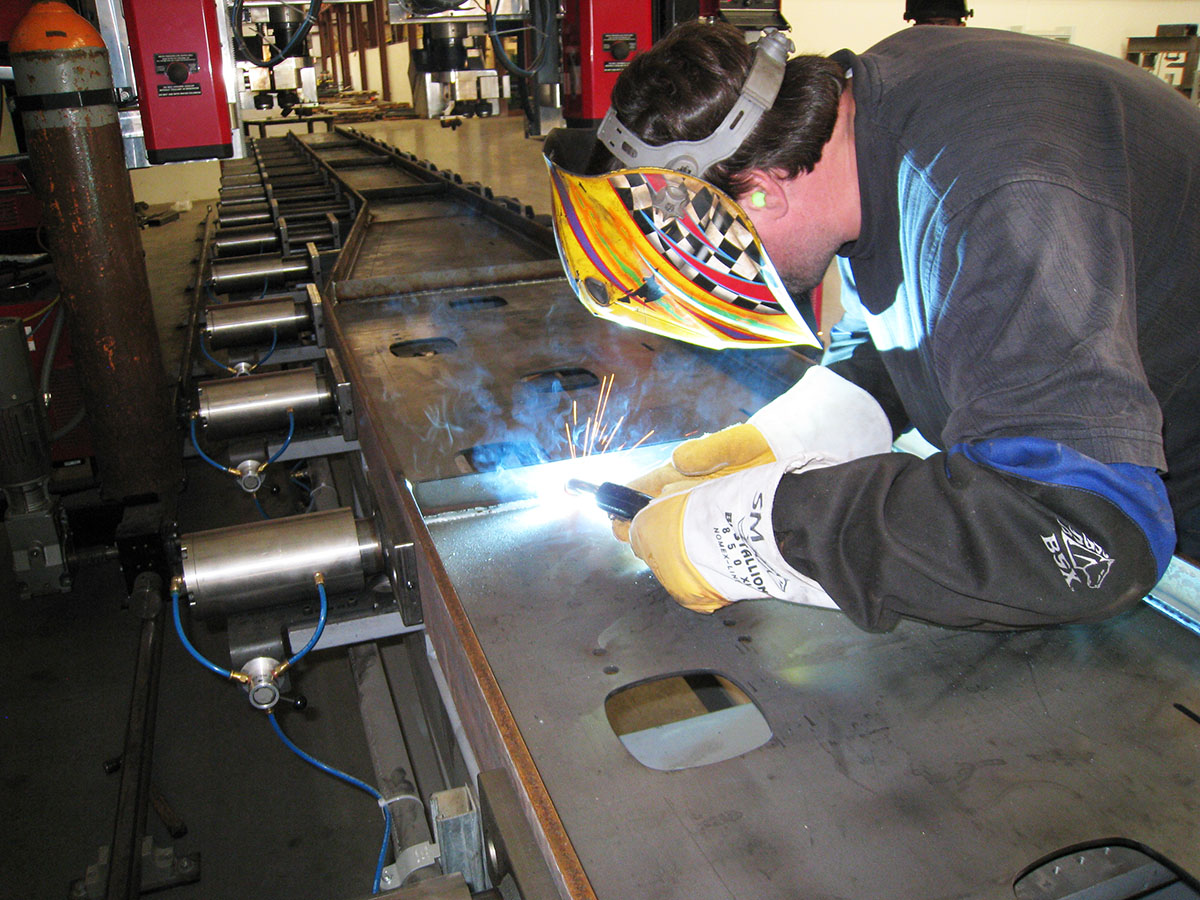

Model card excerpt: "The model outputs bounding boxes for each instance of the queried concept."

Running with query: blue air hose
[268,711,393,893]
[171,588,236,680]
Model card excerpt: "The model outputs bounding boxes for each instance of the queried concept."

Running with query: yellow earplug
[750,190,767,208]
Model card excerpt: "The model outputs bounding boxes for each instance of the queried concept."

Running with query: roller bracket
[325,347,357,442]
[306,284,327,348]
[306,242,323,286]
[394,540,421,625]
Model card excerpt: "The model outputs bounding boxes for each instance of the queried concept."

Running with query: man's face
[745,200,842,298]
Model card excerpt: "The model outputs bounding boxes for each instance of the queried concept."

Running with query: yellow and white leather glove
[629,455,843,615]
[676,365,892,475]
[614,367,893,541]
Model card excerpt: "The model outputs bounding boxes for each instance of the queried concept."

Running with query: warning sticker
[153,52,200,74]
[157,83,202,97]
[602,33,638,51]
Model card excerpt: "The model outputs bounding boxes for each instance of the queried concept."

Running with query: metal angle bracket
[325,346,358,442]
[306,241,323,286]
[327,211,344,250]
[392,540,423,626]
[306,283,327,348]
[70,839,200,900]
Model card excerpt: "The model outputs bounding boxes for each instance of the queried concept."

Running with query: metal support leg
[102,572,199,900]
[348,643,437,882]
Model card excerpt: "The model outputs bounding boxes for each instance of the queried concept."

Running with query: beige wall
[781,0,1200,57]
[0,94,18,156]
[387,42,414,105]
[130,160,221,204]
[344,41,413,104]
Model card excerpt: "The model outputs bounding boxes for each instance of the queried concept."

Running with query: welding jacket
[773,27,1199,631]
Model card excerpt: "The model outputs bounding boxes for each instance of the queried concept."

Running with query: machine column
[10,1,177,500]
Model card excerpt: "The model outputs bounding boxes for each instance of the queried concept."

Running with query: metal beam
[374,0,392,101]
[354,5,369,92]
[337,7,353,92]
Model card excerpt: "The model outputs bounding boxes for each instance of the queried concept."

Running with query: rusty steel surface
[13,41,176,500]
[23,124,176,499]
[334,266,1200,896]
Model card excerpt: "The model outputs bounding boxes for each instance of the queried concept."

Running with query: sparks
[562,375,653,459]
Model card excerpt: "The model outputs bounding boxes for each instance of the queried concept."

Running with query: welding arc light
[566,479,653,521]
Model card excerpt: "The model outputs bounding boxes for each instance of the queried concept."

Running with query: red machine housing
[0,164,41,240]
[0,0,34,42]
[122,0,233,163]
[561,0,654,126]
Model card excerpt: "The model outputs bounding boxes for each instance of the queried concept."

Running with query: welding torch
[566,479,653,521]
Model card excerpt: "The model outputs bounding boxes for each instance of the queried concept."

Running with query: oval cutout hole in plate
[389,337,458,358]
[521,367,599,394]
[456,440,548,473]
[448,295,508,311]
[605,671,772,771]
[1014,841,1200,900]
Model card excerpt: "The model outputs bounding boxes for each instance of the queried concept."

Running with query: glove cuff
[749,366,893,463]
[680,457,840,610]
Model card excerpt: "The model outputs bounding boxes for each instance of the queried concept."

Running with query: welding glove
[629,455,842,615]
[614,367,892,541]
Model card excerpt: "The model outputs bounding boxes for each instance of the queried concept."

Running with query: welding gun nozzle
[566,479,652,522]
[565,479,597,498]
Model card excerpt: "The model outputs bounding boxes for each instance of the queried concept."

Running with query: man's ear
[740,169,790,219]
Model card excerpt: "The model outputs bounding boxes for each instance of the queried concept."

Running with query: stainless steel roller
[209,253,311,291]
[258,164,315,178]
[218,188,263,201]
[212,222,334,256]
[211,226,281,254]
[196,366,333,440]
[218,199,343,228]
[179,508,383,617]
[218,202,271,226]
[205,297,311,348]
[266,174,327,189]
[220,173,262,187]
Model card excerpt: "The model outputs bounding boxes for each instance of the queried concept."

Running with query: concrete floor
[352,115,554,217]
[1,206,385,900]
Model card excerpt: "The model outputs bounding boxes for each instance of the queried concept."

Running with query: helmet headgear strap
[596,28,794,179]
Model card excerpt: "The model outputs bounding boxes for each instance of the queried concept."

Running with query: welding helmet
[543,29,820,351]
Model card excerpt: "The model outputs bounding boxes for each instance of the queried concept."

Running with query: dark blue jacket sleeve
[772,437,1173,631]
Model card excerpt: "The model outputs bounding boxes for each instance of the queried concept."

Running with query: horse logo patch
[1042,520,1113,590]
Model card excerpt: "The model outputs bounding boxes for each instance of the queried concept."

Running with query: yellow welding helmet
[544,157,819,350]
[542,27,817,351]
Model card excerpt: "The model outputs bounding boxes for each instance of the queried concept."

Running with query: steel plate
[423,483,1200,900]
[335,279,807,485]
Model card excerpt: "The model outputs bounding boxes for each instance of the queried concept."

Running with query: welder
[544,21,1200,631]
